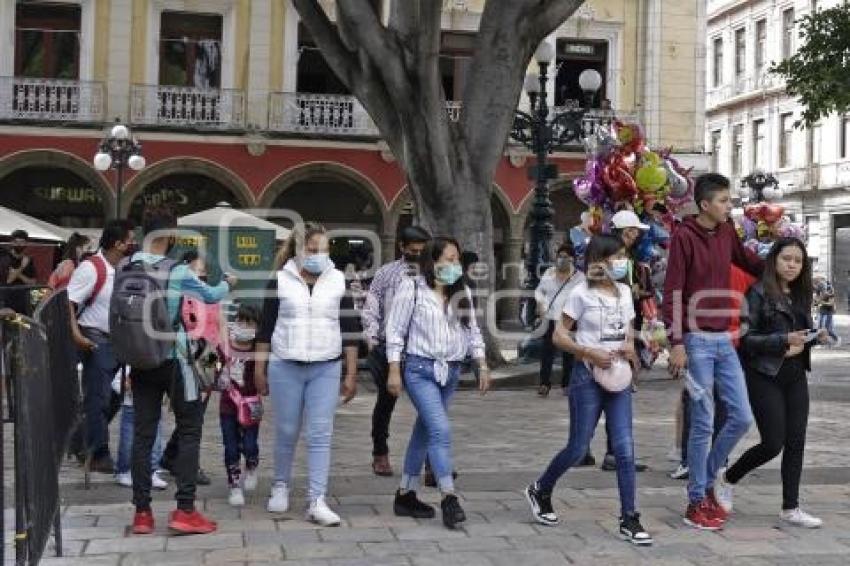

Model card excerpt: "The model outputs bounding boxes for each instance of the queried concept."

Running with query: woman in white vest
[255,222,361,526]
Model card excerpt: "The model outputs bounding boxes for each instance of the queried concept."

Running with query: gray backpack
[109,257,179,370]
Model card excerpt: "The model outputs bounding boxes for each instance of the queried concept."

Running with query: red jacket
[662,216,763,346]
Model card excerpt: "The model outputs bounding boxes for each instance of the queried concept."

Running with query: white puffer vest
[270,259,346,362]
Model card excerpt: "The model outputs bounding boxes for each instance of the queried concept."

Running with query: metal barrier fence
[1,289,79,564]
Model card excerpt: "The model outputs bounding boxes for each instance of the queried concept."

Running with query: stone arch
[260,161,388,268]
[121,157,255,220]
[0,149,115,225]
[516,179,586,245]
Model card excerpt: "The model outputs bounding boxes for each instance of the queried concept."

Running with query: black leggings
[725,359,809,510]
[539,321,574,388]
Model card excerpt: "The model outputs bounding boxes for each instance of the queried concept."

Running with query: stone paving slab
[9,334,850,565]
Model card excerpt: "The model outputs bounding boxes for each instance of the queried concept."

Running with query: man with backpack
[66,219,136,473]
[114,207,235,536]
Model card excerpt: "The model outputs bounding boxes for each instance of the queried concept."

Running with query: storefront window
[128,174,239,224]
[0,166,105,228]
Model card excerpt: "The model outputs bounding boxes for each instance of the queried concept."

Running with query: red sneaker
[684,500,724,531]
[168,509,217,535]
[706,488,730,522]
[131,510,155,535]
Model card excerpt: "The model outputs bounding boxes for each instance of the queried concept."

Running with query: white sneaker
[229,487,245,507]
[267,482,290,513]
[306,496,341,527]
[151,470,168,490]
[780,508,822,529]
[244,468,258,492]
[114,471,132,488]
[712,473,734,513]
[669,464,689,480]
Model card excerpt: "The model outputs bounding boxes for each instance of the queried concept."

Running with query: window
[755,19,766,70]
[734,28,746,79]
[710,130,722,171]
[159,11,223,88]
[297,23,348,93]
[841,115,850,159]
[14,2,81,78]
[732,124,744,175]
[753,119,766,169]
[780,113,794,168]
[782,8,795,60]
[440,32,476,102]
[712,37,723,87]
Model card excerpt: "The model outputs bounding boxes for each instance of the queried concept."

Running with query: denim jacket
[740,282,812,377]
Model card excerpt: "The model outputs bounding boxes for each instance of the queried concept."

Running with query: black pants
[132,360,204,512]
[367,344,397,457]
[725,359,809,510]
[540,321,574,388]
[162,393,211,468]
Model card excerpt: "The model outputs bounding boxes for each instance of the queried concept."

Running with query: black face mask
[12,246,25,255]
[403,252,420,264]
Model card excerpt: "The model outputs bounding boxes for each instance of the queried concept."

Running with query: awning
[178,202,290,241]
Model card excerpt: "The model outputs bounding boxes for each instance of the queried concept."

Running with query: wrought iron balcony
[0,77,104,122]
[268,92,379,136]
[130,84,246,129]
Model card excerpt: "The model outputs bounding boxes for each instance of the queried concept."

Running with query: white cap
[611,210,649,230]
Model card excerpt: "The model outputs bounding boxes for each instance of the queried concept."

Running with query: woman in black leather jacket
[720,237,827,528]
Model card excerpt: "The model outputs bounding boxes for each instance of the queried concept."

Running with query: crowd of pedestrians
[0,171,841,545]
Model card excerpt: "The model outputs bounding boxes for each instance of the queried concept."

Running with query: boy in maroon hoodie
[662,173,763,530]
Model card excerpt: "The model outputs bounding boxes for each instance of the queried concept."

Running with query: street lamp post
[93,120,145,218]
[741,169,781,203]
[511,43,602,323]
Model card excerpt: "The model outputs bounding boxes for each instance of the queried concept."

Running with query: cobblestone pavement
[8,318,850,565]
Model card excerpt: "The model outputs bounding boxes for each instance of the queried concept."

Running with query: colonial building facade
[706,0,850,300]
[0,0,705,270]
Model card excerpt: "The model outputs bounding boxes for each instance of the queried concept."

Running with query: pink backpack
[180,296,226,348]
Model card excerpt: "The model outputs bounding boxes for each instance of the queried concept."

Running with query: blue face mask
[436,263,463,285]
[608,258,629,281]
[302,253,330,275]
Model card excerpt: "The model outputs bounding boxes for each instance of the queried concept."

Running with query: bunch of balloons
[573,120,696,228]
[734,202,807,258]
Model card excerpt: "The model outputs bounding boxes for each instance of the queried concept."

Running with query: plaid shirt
[361,259,412,345]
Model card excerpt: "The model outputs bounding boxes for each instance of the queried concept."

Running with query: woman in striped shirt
[385,236,491,530]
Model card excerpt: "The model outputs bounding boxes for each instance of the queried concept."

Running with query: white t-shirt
[563,281,635,352]
[535,268,586,320]
[66,253,115,333]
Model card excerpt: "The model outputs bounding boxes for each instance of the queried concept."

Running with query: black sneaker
[601,454,649,473]
[578,452,595,467]
[441,494,466,529]
[524,483,559,526]
[619,513,653,546]
[394,490,436,519]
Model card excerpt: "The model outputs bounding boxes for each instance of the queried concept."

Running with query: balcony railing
[707,73,786,110]
[130,85,245,129]
[268,92,379,136]
[0,77,104,122]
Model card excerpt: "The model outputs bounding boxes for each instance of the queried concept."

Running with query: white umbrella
[0,205,72,242]
[178,202,290,240]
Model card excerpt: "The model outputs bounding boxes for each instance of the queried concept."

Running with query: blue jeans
[684,333,753,504]
[538,361,636,516]
[818,311,837,340]
[400,355,461,494]
[81,331,118,459]
[268,359,340,502]
[115,403,164,474]
[221,412,260,486]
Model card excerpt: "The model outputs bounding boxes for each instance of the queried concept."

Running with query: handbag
[227,386,264,427]
[590,357,632,393]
